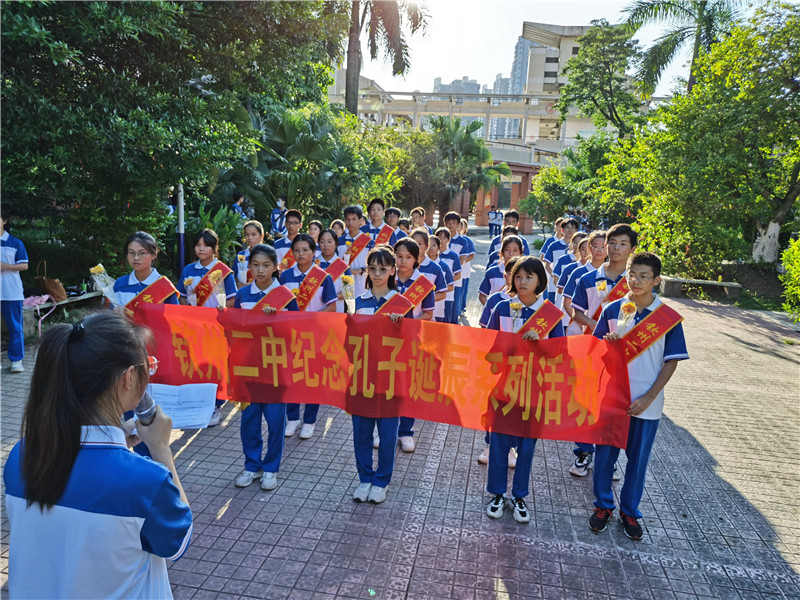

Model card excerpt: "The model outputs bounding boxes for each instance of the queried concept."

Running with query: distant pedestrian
[487,205,503,237]
[0,206,29,374]
[270,196,288,238]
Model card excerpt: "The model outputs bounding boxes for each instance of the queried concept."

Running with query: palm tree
[621,0,742,92]
[345,1,427,115]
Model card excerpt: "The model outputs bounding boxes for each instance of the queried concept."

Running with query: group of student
[108,202,686,542]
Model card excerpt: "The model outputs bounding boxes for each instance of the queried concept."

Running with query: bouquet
[89,264,117,305]
[341,274,356,313]
[509,301,523,333]
[616,300,637,337]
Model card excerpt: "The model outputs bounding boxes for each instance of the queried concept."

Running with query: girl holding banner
[485,257,565,524]
[233,220,266,289]
[393,238,435,454]
[232,244,299,491]
[112,232,179,316]
[176,229,238,427]
[279,233,337,440]
[351,246,406,504]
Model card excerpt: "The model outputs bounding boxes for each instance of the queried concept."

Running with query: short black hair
[503,255,520,274]
[193,229,219,252]
[285,209,302,223]
[606,223,638,248]
[504,210,519,222]
[435,227,450,240]
[365,246,397,290]
[501,226,519,237]
[243,220,264,236]
[629,252,661,278]
[509,257,548,295]
[233,189,244,202]
[385,207,401,218]
[343,205,363,219]
[444,211,461,224]
[562,217,579,229]
[410,206,425,218]
[291,232,316,252]
[248,243,279,267]
[398,218,410,228]
[410,228,429,246]
[393,238,421,269]
[124,232,158,257]
[367,198,385,210]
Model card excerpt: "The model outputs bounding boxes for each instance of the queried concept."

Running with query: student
[280,233,337,439]
[487,205,503,237]
[4,312,192,598]
[488,226,522,265]
[330,219,345,239]
[362,198,397,245]
[488,210,530,256]
[270,196,288,237]
[410,206,434,235]
[393,238,434,453]
[274,209,303,267]
[435,227,462,324]
[397,218,411,236]
[318,228,353,313]
[444,212,474,321]
[0,207,29,373]
[538,217,565,261]
[307,219,323,246]
[177,229,237,427]
[562,231,607,337]
[231,189,246,217]
[338,205,373,297]
[542,217,579,302]
[485,257,564,523]
[479,235,524,305]
[385,207,407,241]
[351,246,406,504]
[426,236,454,323]
[457,218,476,315]
[557,235,590,327]
[411,229,448,321]
[589,252,688,540]
[233,244,298,491]
[233,220,266,289]
[551,230,586,311]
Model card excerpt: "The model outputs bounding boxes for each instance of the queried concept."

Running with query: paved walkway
[2,231,799,600]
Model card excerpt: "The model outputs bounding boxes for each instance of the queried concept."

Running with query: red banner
[134,304,632,447]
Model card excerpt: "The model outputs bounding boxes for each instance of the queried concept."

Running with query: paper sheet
[147,383,218,429]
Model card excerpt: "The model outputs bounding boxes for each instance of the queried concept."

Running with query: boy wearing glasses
[589,252,688,540]
[274,209,303,266]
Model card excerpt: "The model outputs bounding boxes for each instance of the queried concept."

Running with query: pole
[177,183,185,276]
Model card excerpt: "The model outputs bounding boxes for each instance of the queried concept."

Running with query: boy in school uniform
[488,210,531,256]
[487,205,503,237]
[270,196,288,238]
[273,209,303,267]
[589,252,689,540]
[435,228,462,323]
[444,212,474,323]
[385,207,407,241]
[569,224,636,476]
[552,231,586,312]
[410,206,434,235]
[538,217,564,261]
[542,217,579,303]
[361,199,399,245]
[0,207,29,373]
[338,205,374,297]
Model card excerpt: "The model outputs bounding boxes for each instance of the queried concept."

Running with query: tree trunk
[345,1,361,115]
[687,26,702,93]
[752,221,781,263]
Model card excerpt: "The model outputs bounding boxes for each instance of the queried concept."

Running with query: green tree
[556,19,644,138]
[344,1,427,115]
[622,0,742,92]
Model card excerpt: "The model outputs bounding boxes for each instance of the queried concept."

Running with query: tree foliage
[556,19,645,138]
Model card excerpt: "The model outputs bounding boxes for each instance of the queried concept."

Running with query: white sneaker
[261,472,277,490]
[284,419,300,437]
[612,463,622,481]
[510,497,531,524]
[368,485,387,504]
[373,430,380,449]
[299,423,315,439]
[234,470,262,487]
[10,361,24,374]
[569,452,593,477]
[207,407,223,427]
[399,436,415,453]
[508,447,517,469]
[477,445,489,465]
[353,482,372,502]
[486,494,505,519]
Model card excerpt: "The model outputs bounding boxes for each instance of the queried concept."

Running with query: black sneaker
[486,494,505,519]
[620,511,643,540]
[589,507,613,532]
[569,452,593,476]
[510,497,530,523]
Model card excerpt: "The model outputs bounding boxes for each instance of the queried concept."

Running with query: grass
[721,289,784,312]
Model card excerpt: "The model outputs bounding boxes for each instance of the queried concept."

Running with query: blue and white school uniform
[352,291,402,487]
[570,265,625,332]
[4,425,192,599]
[176,259,237,308]
[556,260,584,328]
[280,264,337,424]
[319,256,353,313]
[458,235,476,313]
[562,263,598,334]
[395,270,435,438]
[338,231,373,297]
[235,281,298,476]
[478,264,506,303]
[113,269,179,309]
[232,248,251,286]
[273,236,293,266]
[538,235,557,259]
[270,207,287,237]
[552,251,576,313]
[479,290,510,329]
[592,295,689,518]
[542,238,568,302]
[448,233,471,320]
[361,221,401,246]
[488,234,530,257]
[417,256,447,322]
[438,248,462,324]
[434,258,455,322]
[486,298,564,500]
[1,231,28,363]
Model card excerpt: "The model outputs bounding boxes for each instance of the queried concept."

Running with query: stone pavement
[2,231,799,600]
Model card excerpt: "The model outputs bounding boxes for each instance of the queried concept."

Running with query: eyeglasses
[135,356,159,376]
[127,251,152,259]
[626,274,653,283]
[368,266,391,276]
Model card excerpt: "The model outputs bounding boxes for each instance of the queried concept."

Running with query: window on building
[572,47,579,55]
[544,71,558,78]
[545,57,559,63]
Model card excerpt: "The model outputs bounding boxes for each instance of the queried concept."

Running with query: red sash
[375,224,395,245]
[252,285,295,312]
[347,233,371,266]
[125,277,178,318]
[620,303,683,363]
[195,263,233,307]
[586,278,630,332]
[294,265,328,311]
[280,249,296,270]
[324,258,349,282]
[377,275,435,316]
[517,299,565,338]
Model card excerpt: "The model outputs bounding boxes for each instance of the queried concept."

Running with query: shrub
[780,238,800,322]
